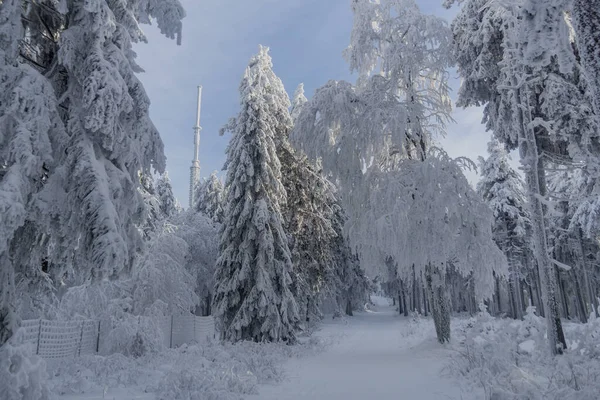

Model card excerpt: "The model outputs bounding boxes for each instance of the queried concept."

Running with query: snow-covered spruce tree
[138,172,162,239]
[195,171,225,223]
[1,0,185,333]
[329,202,370,316]
[477,139,531,319]
[290,83,308,123]
[41,0,184,283]
[213,46,299,343]
[282,154,340,323]
[0,0,65,352]
[155,172,179,220]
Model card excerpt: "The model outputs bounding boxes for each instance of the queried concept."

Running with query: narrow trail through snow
[249,301,466,400]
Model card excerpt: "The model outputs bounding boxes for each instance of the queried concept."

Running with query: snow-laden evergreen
[477,139,532,319]
[155,173,179,220]
[214,46,299,343]
[1,0,185,350]
[194,171,225,223]
[290,83,308,123]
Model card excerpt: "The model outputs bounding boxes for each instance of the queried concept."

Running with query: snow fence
[20,315,215,360]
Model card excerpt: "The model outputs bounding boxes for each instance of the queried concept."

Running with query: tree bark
[572,270,588,323]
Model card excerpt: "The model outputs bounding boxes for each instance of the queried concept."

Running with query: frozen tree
[477,139,531,319]
[0,0,67,351]
[572,1,600,121]
[174,211,220,316]
[155,172,179,219]
[195,171,225,223]
[354,149,507,342]
[213,46,299,343]
[448,0,600,353]
[294,0,483,343]
[293,0,454,211]
[132,223,197,316]
[547,168,600,321]
[282,154,358,322]
[290,83,308,123]
[138,172,162,239]
[345,0,453,161]
[1,0,185,348]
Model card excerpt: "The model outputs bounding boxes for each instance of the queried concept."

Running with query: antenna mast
[189,85,202,208]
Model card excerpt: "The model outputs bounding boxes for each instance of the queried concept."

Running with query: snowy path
[249,302,467,400]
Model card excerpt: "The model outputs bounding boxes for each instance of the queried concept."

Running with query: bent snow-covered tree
[294,0,479,343]
[213,46,299,343]
[355,149,507,343]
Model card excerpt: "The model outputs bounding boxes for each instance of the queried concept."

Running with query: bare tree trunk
[412,265,418,313]
[402,281,408,317]
[422,279,428,317]
[556,267,570,319]
[572,270,588,323]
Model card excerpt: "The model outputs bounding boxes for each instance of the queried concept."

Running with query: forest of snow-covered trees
[1,0,600,399]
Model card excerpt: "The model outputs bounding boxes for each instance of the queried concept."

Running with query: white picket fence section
[20,315,215,360]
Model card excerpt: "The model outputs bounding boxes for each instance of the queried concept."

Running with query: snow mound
[0,329,50,400]
[448,307,600,400]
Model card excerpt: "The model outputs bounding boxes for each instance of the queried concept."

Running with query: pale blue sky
[135,0,495,206]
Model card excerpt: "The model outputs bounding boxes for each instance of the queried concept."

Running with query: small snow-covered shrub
[0,329,50,400]
[153,344,258,400]
[102,314,164,357]
[448,305,600,400]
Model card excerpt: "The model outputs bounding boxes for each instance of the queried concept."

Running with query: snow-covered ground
[250,297,472,400]
[48,296,474,400]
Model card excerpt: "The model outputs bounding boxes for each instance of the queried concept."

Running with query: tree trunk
[422,280,428,317]
[556,267,570,319]
[345,298,353,317]
[412,265,417,313]
[425,264,451,344]
[0,255,17,347]
[398,294,402,314]
[578,230,598,317]
[572,270,588,323]
[401,279,409,317]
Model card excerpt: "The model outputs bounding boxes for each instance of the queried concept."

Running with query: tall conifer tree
[213,46,299,343]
